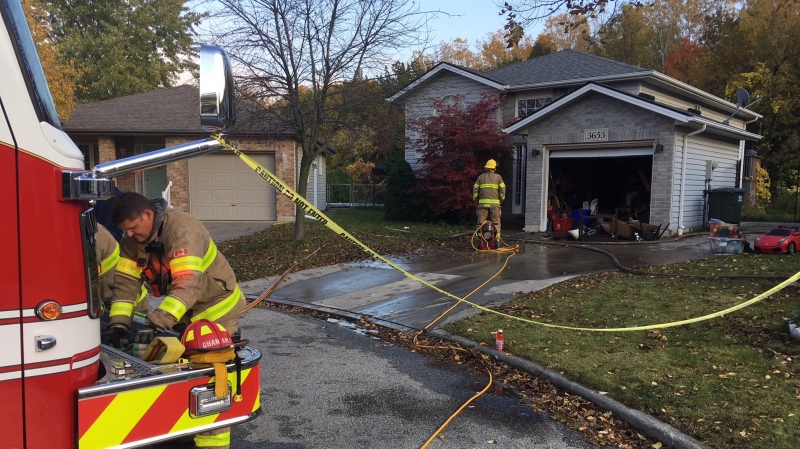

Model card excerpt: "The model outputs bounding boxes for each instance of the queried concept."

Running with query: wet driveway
[240,233,723,331]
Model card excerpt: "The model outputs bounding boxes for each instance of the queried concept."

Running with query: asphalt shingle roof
[485,49,650,86]
[64,84,296,137]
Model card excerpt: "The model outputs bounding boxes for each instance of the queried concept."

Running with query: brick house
[389,50,762,235]
[64,84,328,222]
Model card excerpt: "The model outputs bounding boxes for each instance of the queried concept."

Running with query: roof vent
[638,92,655,102]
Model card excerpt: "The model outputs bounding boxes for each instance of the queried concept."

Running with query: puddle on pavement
[327,318,380,339]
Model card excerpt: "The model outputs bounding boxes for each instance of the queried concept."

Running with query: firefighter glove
[133,319,168,345]
[146,309,178,331]
[101,324,128,348]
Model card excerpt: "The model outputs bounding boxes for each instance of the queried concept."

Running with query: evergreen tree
[384,138,416,221]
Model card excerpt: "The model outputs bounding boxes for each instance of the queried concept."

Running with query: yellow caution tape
[214,135,800,332]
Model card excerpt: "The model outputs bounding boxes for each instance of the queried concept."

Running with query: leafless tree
[203,0,427,239]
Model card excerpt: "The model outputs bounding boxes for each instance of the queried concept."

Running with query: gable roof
[503,82,762,141]
[64,84,296,137]
[387,62,506,102]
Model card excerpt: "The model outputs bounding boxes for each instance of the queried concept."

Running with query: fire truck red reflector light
[36,301,62,320]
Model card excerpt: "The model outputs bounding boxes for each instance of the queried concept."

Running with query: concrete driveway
[205,220,777,332]
[236,231,729,331]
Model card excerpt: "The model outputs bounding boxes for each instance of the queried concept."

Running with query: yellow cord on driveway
[415,250,517,449]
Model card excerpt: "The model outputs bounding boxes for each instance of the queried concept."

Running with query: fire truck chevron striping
[78,366,260,449]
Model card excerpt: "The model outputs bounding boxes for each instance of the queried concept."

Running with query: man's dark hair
[111,192,155,225]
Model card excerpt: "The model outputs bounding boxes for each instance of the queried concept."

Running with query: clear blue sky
[420,0,508,45]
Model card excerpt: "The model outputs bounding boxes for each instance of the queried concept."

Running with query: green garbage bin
[707,188,745,223]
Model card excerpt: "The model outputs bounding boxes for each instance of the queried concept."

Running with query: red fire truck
[1,0,261,447]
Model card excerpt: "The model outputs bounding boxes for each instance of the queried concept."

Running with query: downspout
[739,116,761,187]
[677,124,706,235]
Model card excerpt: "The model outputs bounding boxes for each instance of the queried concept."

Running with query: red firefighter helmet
[181,319,234,354]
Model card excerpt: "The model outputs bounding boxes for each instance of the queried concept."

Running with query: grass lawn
[219,208,474,281]
[447,255,800,449]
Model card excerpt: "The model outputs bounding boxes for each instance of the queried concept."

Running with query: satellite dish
[735,88,750,107]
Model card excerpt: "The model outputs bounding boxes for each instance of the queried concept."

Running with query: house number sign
[584,128,608,142]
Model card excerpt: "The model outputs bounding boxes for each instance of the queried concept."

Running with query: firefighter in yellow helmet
[102,192,245,449]
[473,159,506,236]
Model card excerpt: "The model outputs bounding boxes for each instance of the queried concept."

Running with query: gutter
[678,124,706,235]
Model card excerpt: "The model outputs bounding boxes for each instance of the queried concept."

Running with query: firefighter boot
[195,427,230,448]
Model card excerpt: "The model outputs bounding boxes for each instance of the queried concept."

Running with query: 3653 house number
[584,128,608,142]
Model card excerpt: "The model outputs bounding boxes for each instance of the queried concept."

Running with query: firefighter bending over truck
[95,223,148,313]
[101,192,246,449]
[473,159,506,237]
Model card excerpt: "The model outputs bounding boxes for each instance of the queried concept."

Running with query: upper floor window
[434,95,465,116]
[518,97,553,118]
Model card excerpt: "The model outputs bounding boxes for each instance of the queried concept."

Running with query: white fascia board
[650,72,762,120]
[689,117,763,140]
[503,83,691,134]
[387,64,505,103]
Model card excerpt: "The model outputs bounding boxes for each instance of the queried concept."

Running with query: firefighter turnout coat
[109,200,245,332]
[473,171,506,207]
[96,223,120,306]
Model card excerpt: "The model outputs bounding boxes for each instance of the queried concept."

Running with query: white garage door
[188,153,277,221]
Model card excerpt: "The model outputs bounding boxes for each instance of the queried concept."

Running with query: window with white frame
[517,97,553,118]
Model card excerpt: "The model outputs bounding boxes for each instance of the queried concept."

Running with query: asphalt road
[229,307,599,449]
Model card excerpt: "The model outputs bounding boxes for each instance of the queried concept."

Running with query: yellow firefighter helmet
[484,159,497,170]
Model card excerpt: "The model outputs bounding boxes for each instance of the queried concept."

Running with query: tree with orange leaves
[21,0,80,119]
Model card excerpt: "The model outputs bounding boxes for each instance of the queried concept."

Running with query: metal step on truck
[0,0,262,447]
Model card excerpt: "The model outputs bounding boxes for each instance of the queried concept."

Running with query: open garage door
[189,152,277,221]
[548,147,653,223]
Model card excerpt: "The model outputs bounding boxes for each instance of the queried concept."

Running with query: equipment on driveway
[475,221,499,250]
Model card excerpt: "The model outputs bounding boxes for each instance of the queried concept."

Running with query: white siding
[603,80,640,95]
[639,85,744,128]
[305,155,327,211]
[671,131,741,229]
[401,72,497,170]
